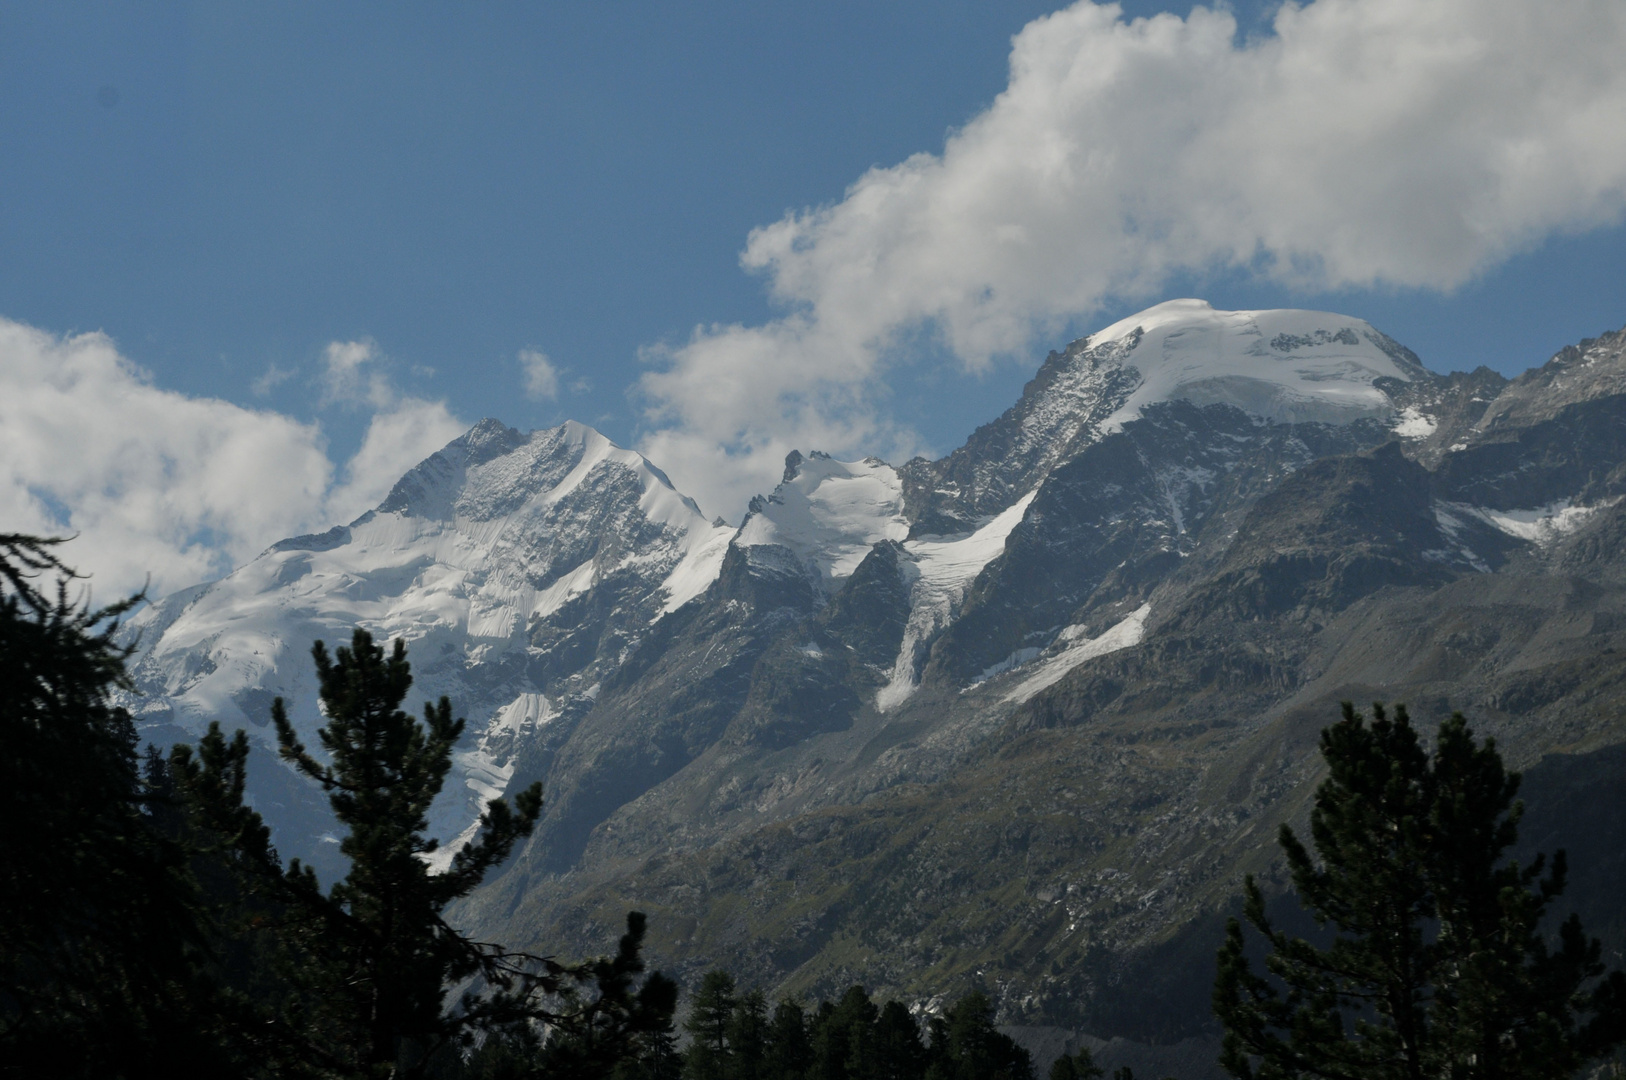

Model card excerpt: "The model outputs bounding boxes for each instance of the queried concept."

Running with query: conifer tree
[872,1000,927,1080]
[520,912,680,1080]
[923,992,1034,1080]
[684,970,740,1080]
[432,913,678,1080]
[1047,1046,1104,1080]
[264,629,544,1075]
[609,1003,682,1080]
[763,998,812,1080]
[727,990,770,1080]
[0,535,237,1076]
[811,986,879,1080]
[176,627,676,1078]
[1213,703,1626,1080]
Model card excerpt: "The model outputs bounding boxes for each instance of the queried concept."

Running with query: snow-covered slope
[876,491,1038,710]
[114,300,1457,880]
[1091,299,1425,431]
[734,452,909,591]
[121,419,733,863]
[728,302,1427,709]
[906,299,1428,532]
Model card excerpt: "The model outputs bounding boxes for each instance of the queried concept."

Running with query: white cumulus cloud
[519,348,560,401]
[0,319,467,598]
[321,339,395,409]
[316,338,470,521]
[638,0,1626,520]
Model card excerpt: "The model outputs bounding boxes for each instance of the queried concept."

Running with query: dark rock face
[1432,394,1626,509]
[899,331,1146,535]
[378,418,533,518]
[1171,443,1457,625]
[924,403,1392,684]
[514,590,782,873]
[822,540,913,668]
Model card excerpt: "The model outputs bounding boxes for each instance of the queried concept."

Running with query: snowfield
[735,452,910,590]
[121,419,733,855]
[1093,299,1422,433]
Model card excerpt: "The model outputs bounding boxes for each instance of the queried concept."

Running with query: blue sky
[3,1,1625,593]
[3,3,1071,446]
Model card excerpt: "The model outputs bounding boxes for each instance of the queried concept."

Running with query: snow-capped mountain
[122,418,732,865]
[899,299,1427,534]
[116,300,1503,869]
[119,301,1626,1055]
[461,305,1626,1041]
[694,302,1425,715]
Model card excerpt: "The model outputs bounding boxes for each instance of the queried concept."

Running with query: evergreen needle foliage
[0,536,239,1076]
[1213,702,1626,1080]
[1048,1046,1104,1080]
[642,979,1029,1080]
[268,630,546,1074]
[171,628,678,1078]
[0,531,673,1079]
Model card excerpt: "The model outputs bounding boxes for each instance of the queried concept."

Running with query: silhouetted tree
[0,535,240,1077]
[812,986,879,1080]
[924,992,1033,1080]
[1214,703,1626,1080]
[275,629,549,1073]
[763,998,812,1080]
[685,970,741,1080]
[610,1002,682,1080]
[178,628,675,1078]
[872,1000,927,1080]
[728,990,770,1080]
[1048,1046,1104,1080]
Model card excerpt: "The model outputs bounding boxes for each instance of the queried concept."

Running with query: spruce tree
[811,986,879,1080]
[727,990,770,1080]
[924,992,1034,1080]
[1213,703,1626,1080]
[520,912,680,1080]
[609,1004,682,1080]
[176,627,676,1078]
[423,912,677,1080]
[872,1000,927,1080]
[265,629,543,1075]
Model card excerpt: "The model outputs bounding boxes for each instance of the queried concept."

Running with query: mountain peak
[737,452,909,590]
[122,415,735,870]
[898,300,1431,534]
[1085,299,1427,431]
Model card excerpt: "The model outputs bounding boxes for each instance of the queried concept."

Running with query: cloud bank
[639,0,1626,519]
[0,320,464,598]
